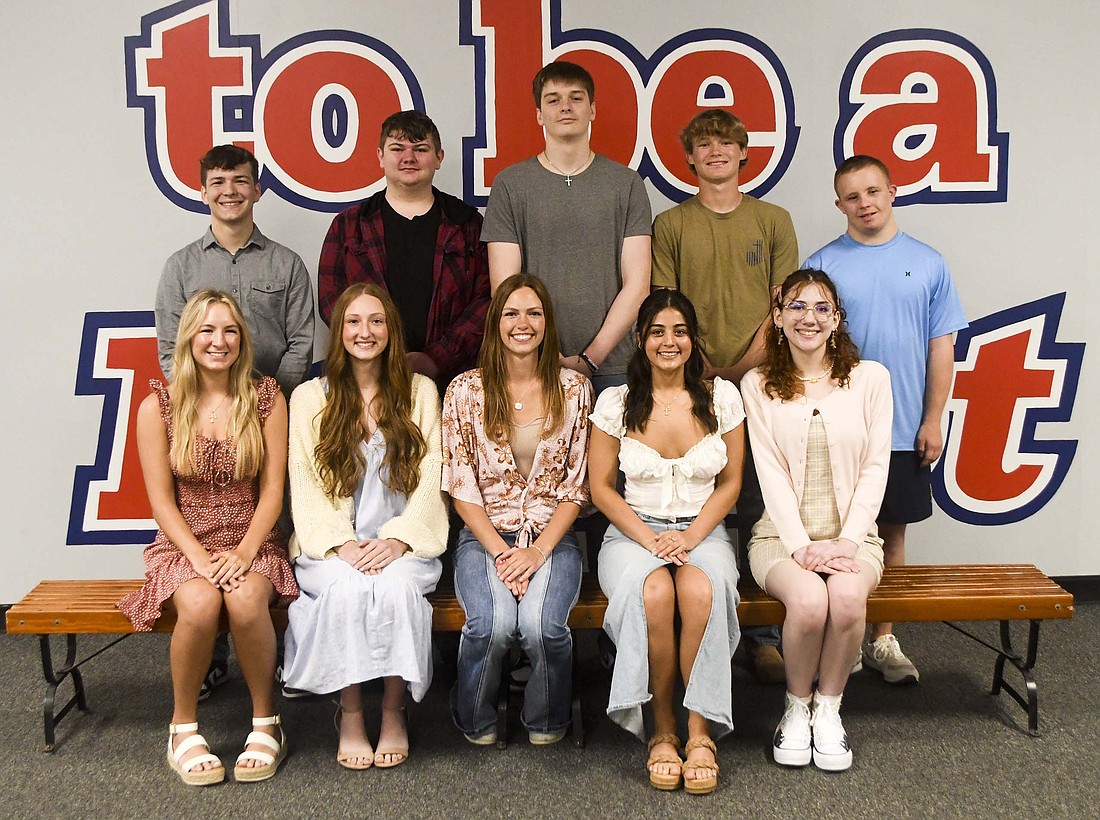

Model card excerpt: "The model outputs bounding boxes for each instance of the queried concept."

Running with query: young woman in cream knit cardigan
[281,283,447,771]
[742,270,891,772]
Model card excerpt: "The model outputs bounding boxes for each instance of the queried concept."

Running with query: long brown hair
[478,274,565,444]
[314,284,426,498]
[624,289,717,435]
[169,290,264,479]
[760,270,861,401]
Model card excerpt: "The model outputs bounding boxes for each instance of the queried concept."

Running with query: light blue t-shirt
[803,232,967,451]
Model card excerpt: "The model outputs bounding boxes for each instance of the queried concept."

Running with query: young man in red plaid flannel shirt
[317,111,490,388]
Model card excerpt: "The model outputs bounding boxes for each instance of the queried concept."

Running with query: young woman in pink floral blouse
[443,273,593,745]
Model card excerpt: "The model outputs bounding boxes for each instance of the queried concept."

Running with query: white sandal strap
[172,732,212,761]
[236,749,275,767]
[169,721,199,734]
[180,752,222,773]
[235,726,283,768]
[170,731,222,772]
[251,715,281,728]
[243,730,281,753]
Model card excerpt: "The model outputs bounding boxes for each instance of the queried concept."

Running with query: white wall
[2,0,1096,602]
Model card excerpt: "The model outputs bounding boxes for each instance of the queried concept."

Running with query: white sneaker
[811,692,852,771]
[772,692,812,767]
[850,652,863,674]
[862,634,920,684]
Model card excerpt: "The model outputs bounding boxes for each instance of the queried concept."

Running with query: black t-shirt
[381,196,441,352]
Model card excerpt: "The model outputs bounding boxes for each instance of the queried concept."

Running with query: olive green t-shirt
[652,195,798,367]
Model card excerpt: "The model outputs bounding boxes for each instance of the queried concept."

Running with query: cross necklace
[203,394,228,424]
[542,150,594,187]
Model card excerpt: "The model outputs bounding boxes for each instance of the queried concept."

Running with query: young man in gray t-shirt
[482,60,651,393]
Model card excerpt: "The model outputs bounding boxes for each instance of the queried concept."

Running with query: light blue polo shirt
[804,232,967,451]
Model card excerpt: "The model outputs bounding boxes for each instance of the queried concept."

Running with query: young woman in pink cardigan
[741,270,892,772]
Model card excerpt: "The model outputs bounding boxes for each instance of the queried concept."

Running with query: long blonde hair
[478,274,565,444]
[314,284,426,498]
[169,290,264,479]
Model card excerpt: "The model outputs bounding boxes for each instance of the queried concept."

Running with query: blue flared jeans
[450,528,583,735]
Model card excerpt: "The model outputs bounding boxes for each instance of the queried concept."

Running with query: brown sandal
[646,732,683,790]
[683,735,719,795]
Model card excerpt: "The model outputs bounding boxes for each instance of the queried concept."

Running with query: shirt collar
[201,225,266,251]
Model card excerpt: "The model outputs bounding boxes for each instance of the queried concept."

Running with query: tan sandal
[167,722,224,786]
[646,732,683,790]
[234,715,287,782]
[683,735,719,795]
[374,706,409,769]
[335,704,373,770]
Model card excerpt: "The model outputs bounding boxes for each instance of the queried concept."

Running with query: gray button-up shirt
[155,226,315,395]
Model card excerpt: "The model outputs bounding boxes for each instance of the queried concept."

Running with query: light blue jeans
[598,515,741,739]
[450,528,582,735]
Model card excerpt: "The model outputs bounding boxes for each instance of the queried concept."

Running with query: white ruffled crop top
[590,377,745,519]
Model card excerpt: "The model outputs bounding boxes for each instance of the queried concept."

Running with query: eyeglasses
[782,301,835,319]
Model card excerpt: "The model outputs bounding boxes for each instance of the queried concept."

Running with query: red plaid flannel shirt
[317,189,490,385]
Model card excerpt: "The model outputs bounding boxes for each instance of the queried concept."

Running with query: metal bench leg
[40,634,88,752]
[38,633,131,752]
[990,619,1041,736]
[943,620,1044,737]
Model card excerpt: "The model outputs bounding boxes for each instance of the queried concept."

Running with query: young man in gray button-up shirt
[155,145,315,397]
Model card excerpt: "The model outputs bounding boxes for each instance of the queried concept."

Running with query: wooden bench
[5,564,1073,751]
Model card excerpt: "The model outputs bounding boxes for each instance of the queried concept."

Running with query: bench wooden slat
[6,565,1073,637]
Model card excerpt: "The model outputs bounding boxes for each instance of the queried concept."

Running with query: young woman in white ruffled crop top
[589,288,745,795]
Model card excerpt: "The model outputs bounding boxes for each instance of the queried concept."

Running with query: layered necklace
[541,150,594,187]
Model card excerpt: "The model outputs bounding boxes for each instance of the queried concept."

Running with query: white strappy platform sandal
[167,722,225,786]
[233,715,287,782]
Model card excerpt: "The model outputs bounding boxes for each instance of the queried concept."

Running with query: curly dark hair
[624,289,717,434]
[760,270,861,401]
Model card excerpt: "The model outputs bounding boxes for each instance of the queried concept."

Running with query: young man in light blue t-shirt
[804,155,966,685]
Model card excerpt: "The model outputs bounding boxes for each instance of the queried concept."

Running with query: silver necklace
[542,150,593,187]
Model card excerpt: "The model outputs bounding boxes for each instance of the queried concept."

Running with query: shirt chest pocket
[250,280,286,302]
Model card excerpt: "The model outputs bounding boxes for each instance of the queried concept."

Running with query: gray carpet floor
[2,606,1097,819]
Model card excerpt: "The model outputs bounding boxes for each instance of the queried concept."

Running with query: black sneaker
[509,654,532,692]
[198,660,229,702]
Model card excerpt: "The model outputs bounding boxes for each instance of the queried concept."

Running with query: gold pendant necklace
[203,395,228,424]
[653,390,683,416]
[511,380,537,411]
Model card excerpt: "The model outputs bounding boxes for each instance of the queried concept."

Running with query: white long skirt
[283,553,442,701]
